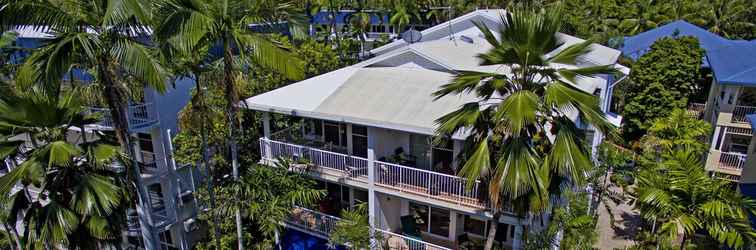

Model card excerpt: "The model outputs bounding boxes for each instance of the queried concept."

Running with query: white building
[243,9,626,249]
[2,27,205,250]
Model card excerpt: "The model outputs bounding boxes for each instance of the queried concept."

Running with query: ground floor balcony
[259,138,493,212]
[87,102,158,132]
[707,150,748,176]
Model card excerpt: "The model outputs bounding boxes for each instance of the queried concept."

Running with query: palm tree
[433,6,616,250]
[0,88,127,249]
[699,0,756,39]
[389,1,419,34]
[0,0,168,248]
[633,149,756,249]
[640,109,711,155]
[153,0,305,247]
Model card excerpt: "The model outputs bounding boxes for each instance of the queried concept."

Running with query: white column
[132,133,143,162]
[512,225,523,250]
[367,149,377,248]
[262,112,272,161]
[346,124,353,155]
[718,127,728,150]
[448,211,458,241]
[711,126,722,150]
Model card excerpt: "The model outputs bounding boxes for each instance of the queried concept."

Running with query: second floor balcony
[87,102,158,132]
[259,138,490,211]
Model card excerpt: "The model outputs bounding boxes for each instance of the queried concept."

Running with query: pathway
[595,173,640,250]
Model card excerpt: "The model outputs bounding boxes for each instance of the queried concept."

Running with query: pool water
[280,229,346,250]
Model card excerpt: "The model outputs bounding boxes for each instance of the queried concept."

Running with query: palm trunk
[193,71,222,250]
[98,56,158,250]
[485,211,502,250]
[222,37,244,250]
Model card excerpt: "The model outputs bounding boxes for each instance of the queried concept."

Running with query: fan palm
[0,88,127,249]
[0,0,168,247]
[153,0,305,247]
[433,6,616,250]
[633,149,756,249]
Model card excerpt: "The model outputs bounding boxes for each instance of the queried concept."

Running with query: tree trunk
[222,36,244,250]
[98,56,158,250]
[194,71,222,250]
[485,211,501,250]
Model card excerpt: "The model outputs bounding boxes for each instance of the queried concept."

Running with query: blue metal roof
[621,20,729,62]
[622,20,756,87]
[707,41,756,86]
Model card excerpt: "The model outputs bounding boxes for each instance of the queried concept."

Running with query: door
[352,125,368,157]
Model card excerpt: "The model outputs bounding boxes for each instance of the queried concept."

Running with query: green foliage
[631,149,756,249]
[329,203,372,249]
[523,191,598,250]
[0,88,127,249]
[640,109,711,154]
[621,36,704,141]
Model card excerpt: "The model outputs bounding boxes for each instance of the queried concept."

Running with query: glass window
[352,125,367,136]
[409,202,429,233]
[463,215,487,236]
[305,119,323,137]
[429,207,450,236]
[410,134,431,169]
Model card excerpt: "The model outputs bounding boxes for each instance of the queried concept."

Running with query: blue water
[280,229,346,250]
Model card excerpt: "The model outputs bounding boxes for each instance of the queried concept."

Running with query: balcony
[285,205,451,250]
[687,103,706,119]
[709,150,747,176]
[731,105,756,123]
[260,138,488,210]
[87,102,158,131]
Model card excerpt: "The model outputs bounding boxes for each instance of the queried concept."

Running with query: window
[409,202,450,237]
[324,122,347,148]
[148,184,165,211]
[304,119,323,138]
[410,134,431,169]
[352,125,368,157]
[464,215,487,237]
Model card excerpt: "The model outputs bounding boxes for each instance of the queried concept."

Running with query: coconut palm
[699,0,756,39]
[633,149,756,249]
[0,0,168,247]
[153,0,305,247]
[433,6,616,250]
[0,88,127,249]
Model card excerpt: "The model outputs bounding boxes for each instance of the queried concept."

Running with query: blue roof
[621,20,729,62]
[707,41,756,86]
[622,20,756,87]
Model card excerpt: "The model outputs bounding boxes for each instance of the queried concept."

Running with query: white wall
[368,127,410,161]
[376,193,403,232]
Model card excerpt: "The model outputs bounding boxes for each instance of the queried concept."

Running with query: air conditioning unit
[183,218,199,232]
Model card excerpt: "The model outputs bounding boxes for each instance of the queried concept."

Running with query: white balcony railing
[88,102,157,130]
[375,229,452,250]
[732,105,756,123]
[374,161,484,208]
[687,103,706,119]
[718,152,747,170]
[260,138,486,209]
[285,206,341,237]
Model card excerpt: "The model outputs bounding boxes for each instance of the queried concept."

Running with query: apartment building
[4,27,205,250]
[244,9,626,249]
[622,20,756,182]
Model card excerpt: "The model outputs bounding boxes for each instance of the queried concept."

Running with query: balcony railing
[285,206,341,237]
[687,103,706,119]
[718,152,747,171]
[260,138,486,209]
[732,105,756,123]
[285,206,452,250]
[375,229,452,250]
[88,102,158,131]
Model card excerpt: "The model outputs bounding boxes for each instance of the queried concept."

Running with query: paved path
[595,174,640,250]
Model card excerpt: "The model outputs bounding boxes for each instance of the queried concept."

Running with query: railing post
[367,149,377,249]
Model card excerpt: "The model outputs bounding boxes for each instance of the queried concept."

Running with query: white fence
[260,138,485,209]
[719,152,747,170]
[732,105,756,123]
[375,229,452,250]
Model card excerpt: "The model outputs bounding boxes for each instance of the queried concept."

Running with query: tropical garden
[0,0,752,249]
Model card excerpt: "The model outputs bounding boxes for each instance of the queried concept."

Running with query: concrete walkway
[595,175,640,250]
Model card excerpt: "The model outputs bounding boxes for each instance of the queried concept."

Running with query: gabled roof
[707,42,756,86]
[244,9,625,137]
[621,20,729,61]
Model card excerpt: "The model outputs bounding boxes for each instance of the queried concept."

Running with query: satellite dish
[401,28,422,44]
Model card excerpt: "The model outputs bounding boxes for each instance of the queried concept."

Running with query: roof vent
[460,35,474,44]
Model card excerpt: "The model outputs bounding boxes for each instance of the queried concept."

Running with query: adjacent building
[3,27,205,250]
[244,9,626,249]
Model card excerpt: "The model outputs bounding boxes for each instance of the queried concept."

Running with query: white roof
[243,9,625,137]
